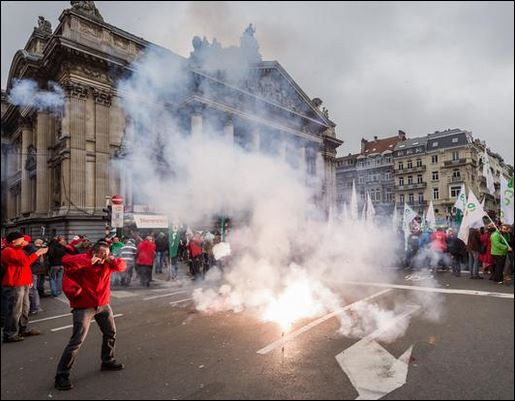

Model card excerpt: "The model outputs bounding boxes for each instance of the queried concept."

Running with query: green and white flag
[500,176,514,224]
[453,184,466,225]
[458,190,486,243]
[427,200,437,230]
[402,203,418,250]
[482,147,496,195]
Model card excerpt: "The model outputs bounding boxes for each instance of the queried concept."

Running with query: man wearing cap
[1,232,48,343]
[54,239,126,391]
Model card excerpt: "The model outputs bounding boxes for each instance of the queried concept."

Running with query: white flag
[366,193,375,221]
[458,190,487,243]
[482,148,496,195]
[402,203,418,250]
[392,204,399,230]
[427,200,437,230]
[351,180,358,220]
[500,176,514,224]
[342,202,349,221]
[361,201,367,221]
[453,184,467,212]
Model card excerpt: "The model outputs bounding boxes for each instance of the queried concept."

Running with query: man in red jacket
[54,240,126,391]
[1,232,48,343]
[136,236,156,287]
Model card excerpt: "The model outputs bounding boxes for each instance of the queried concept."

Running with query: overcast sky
[2,1,513,163]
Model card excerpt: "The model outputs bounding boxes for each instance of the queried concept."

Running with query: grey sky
[2,1,513,164]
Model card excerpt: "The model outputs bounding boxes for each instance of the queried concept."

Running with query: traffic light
[102,205,112,222]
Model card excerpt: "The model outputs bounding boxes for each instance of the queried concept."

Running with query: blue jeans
[29,274,41,312]
[468,251,480,277]
[155,251,168,274]
[49,265,63,297]
[168,257,178,280]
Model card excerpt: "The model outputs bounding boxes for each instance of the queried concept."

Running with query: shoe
[101,360,125,371]
[497,281,504,284]
[54,374,73,391]
[20,328,41,337]
[3,335,24,343]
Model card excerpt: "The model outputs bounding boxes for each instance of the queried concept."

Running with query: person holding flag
[453,184,467,229]
[490,224,512,284]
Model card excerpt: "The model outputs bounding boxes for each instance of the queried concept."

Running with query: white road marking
[30,313,71,324]
[144,290,187,301]
[341,280,514,299]
[256,289,393,355]
[169,298,193,306]
[54,295,69,304]
[336,305,421,400]
[110,291,137,299]
[50,314,124,332]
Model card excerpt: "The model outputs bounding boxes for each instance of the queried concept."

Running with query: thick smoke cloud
[117,42,443,342]
[9,79,64,110]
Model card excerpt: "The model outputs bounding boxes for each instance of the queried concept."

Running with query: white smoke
[116,41,443,342]
[9,79,64,110]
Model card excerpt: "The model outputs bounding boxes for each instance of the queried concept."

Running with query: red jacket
[62,253,126,309]
[136,240,155,266]
[1,245,39,287]
[431,231,448,252]
[189,238,203,258]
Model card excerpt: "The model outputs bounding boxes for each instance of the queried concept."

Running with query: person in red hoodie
[136,236,156,287]
[430,227,448,272]
[54,240,126,391]
[188,232,204,280]
[1,232,48,343]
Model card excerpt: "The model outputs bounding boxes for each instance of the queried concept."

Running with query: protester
[188,232,204,280]
[136,236,155,287]
[48,236,74,297]
[447,229,467,277]
[24,237,45,314]
[430,227,448,272]
[120,239,137,287]
[154,232,168,274]
[54,240,126,391]
[405,229,420,270]
[1,231,48,343]
[480,226,494,274]
[110,237,124,287]
[490,224,512,284]
[168,225,181,280]
[467,227,483,279]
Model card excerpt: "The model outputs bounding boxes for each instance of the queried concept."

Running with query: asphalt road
[1,268,513,400]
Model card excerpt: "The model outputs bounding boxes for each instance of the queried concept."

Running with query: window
[409,193,415,204]
[400,194,405,204]
[376,190,381,202]
[407,160,413,169]
[452,137,458,143]
[418,193,424,204]
[452,169,461,179]
[399,177,404,186]
[358,176,364,184]
[385,172,391,181]
[408,176,413,184]
[360,192,365,200]
[386,189,393,202]
[433,188,439,200]
[416,159,422,167]
[450,185,462,198]
[432,171,439,181]
[385,156,392,163]
[398,162,404,170]
[432,141,438,147]
[452,151,459,161]
[417,174,423,183]
[432,155,438,164]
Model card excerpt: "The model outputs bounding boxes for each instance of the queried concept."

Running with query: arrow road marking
[335,304,421,400]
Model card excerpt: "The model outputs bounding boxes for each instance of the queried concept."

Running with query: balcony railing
[448,176,464,183]
[395,182,427,191]
[443,158,476,168]
[394,165,426,174]
[407,200,428,207]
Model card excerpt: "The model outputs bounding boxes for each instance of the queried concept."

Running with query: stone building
[335,131,406,215]
[1,1,342,239]
[393,128,513,220]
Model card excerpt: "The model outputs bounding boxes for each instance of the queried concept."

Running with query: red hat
[23,235,32,243]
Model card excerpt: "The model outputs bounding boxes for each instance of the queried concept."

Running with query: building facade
[1,1,342,239]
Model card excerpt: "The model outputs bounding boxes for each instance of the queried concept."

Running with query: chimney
[398,130,406,141]
[374,136,378,142]
[360,138,367,153]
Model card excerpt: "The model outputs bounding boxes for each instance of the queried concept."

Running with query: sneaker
[3,335,24,343]
[54,374,73,391]
[101,360,125,371]
[20,328,41,337]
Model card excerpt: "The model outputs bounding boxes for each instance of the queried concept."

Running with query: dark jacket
[466,228,481,252]
[447,236,467,257]
[155,236,168,252]
[48,242,74,266]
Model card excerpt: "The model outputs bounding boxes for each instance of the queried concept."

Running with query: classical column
[191,111,203,140]
[224,117,234,145]
[35,111,50,214]
[94,88,111,209]
[316,148,324,181]
[20,119,33,214]
[65,83,88,210]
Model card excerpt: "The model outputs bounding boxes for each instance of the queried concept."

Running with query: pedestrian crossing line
[169,298,193,306]
[30,313,72,324]
[50,314,124,332]
[143,290,187,301]
[257,289,393,355]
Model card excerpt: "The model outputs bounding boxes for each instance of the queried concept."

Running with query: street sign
[112,204,124,228]
[111,194,123,205]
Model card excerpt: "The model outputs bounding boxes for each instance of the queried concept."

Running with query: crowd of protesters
[402,220,514,284]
